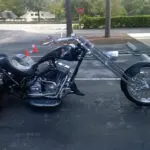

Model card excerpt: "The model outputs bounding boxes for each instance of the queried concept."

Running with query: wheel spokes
[127,71,150,103]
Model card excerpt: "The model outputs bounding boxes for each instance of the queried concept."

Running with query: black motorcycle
[0,35,95,108]
[0,35,150,108]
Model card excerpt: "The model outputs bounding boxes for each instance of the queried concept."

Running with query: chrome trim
[41,79,57,86]
[28,75,69,99]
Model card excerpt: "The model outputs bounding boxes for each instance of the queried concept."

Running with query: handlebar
[41,34,94,53]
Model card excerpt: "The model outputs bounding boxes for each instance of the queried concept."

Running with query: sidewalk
[0,25,149,51]
[0,24,149,36]
[74,28,150,37]
[75,29,150,51]
[128,33,150,47]
[0,24,66,32]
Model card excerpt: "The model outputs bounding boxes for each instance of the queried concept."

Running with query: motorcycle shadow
[2,95,63,114]
[25,102,63,114]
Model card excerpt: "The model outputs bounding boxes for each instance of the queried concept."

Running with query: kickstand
[70,82,85,96]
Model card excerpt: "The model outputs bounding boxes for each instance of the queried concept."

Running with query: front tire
[121,62,150,106]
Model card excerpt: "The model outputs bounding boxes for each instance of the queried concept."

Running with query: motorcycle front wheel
[121,62,150,106]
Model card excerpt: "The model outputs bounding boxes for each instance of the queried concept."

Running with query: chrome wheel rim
[127,67,150,103]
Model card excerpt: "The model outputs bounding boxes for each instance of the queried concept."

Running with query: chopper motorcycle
[0,35,149,108]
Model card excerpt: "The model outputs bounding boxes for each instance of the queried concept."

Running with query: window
[35,14,38,16]
[31,13,33,16]
[41,14,44,16]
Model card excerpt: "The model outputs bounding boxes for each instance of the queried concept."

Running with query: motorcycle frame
[0,35,141,98]
[0,47,87,97]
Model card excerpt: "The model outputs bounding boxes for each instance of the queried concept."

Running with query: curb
[127,42,150,62]
[141,54,150,62]
[126,42,141,56]
[127,42,137,52]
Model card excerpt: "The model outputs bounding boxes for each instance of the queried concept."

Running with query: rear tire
[121,62,150,106]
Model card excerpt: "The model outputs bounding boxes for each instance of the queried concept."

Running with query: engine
[28,62,71,99]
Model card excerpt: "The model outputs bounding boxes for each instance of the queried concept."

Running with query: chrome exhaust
[28,75,70,99]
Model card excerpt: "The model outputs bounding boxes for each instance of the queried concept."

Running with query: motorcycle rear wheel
[121,62,150,106]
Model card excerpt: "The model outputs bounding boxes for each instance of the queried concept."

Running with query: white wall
[0,24,66,33]
[21,11,55,22]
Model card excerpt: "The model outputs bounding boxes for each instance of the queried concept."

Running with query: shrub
[80,15,150,29]
[73,24,80,29]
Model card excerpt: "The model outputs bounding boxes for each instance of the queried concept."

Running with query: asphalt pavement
[1,80,150,150]
[0,30,150,150]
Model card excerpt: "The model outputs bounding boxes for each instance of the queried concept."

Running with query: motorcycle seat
[8,54,36,76]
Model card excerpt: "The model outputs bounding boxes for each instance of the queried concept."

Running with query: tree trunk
[38,10,40,22]
[105,0,111,38]
[65,0,73,36]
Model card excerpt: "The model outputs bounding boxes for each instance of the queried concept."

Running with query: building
[0,10,18,20]
[20,11,55,22]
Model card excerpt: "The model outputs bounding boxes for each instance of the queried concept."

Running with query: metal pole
[65,0,73,37]
[105,0,111,38]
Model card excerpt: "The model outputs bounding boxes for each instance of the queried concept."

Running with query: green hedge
[80,15,150,29]
[73,24,80,29]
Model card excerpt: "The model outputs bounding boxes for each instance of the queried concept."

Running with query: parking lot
[0,30,150,150]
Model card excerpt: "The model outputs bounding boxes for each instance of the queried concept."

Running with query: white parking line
[76,78,120,81]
